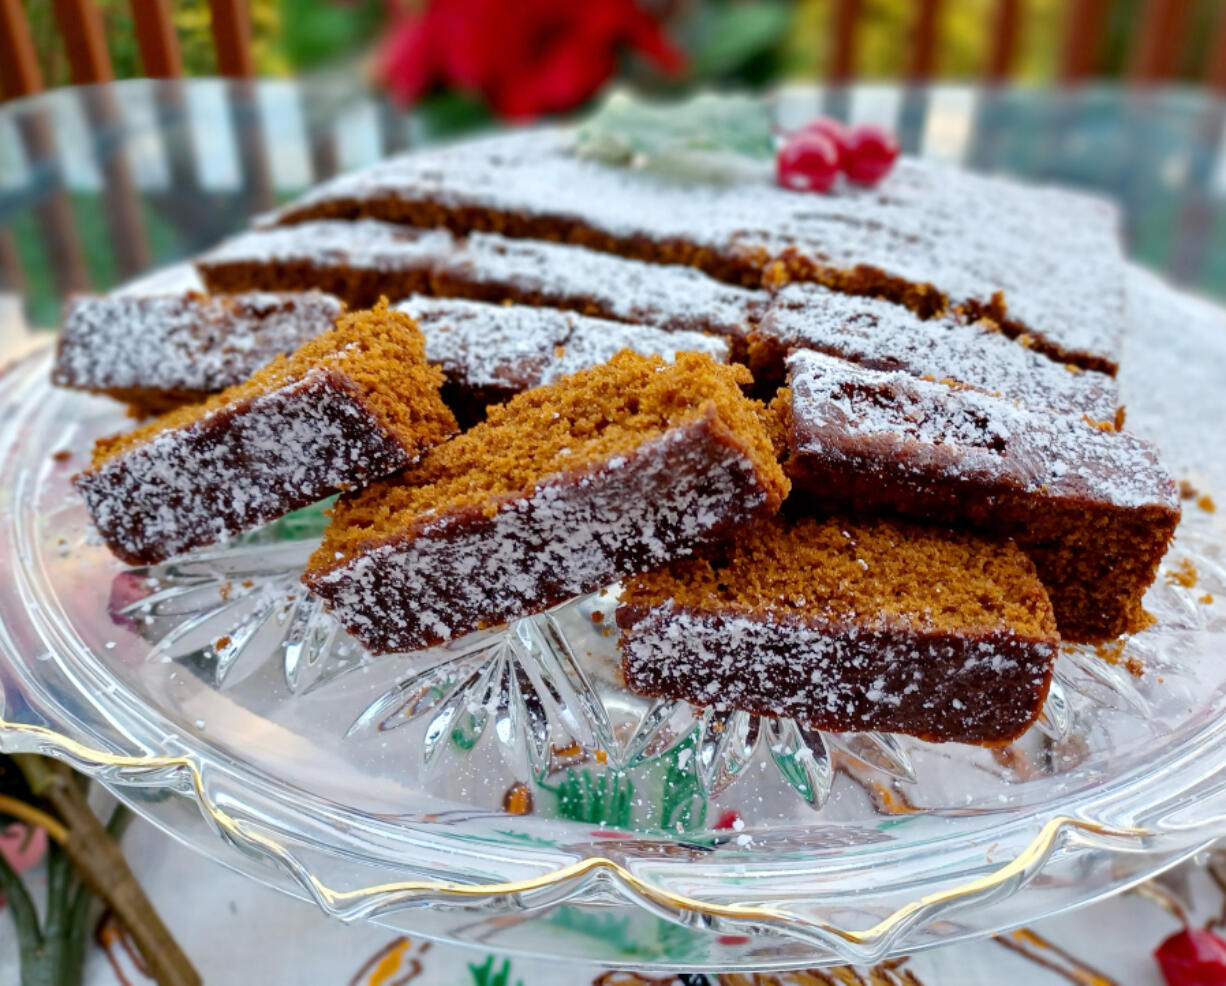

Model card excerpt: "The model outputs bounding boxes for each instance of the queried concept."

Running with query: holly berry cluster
[776,117,899,194]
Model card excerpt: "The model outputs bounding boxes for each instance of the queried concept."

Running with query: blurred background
[13,1,1226,98]
[4,0,1226,326]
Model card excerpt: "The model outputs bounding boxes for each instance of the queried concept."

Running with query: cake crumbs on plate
[1095,638,1145,678]
[1166,558,1198,587]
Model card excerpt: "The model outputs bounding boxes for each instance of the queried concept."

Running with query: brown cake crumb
[304,351,787,653]
[1179,480,1199,500]
[77,305,457,565]
[1096,638,1145,678]
[1166,558,1198,587]
[1199,494,1216,513]
[617,515,1059,744]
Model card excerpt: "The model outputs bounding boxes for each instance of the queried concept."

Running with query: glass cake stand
[0,259,1224,972]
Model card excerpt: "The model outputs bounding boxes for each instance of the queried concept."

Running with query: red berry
[1155,928,1226,986]
[844,124,900,186]
[776,133,839,194]
[797,116,851,166]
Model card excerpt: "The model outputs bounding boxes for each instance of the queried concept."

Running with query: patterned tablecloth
[0,285,1221,986]
[0,808,1214,985]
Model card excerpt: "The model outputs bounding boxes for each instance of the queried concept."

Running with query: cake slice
[77,306,458,565]
[261,127,1125,372]
[195,220,455,308]
[781,350,1180,641]
[432,232,768,343]
[618,515,1060,744]
[750,283,1121,425]
[303,351,788,654]
[394,296,729,422]
[53,291,344,415]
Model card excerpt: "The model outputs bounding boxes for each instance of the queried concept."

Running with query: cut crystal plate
[0,264,1224,971]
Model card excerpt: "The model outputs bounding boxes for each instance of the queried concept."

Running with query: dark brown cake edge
[76,369,415,566]
[784,454,1180,643]
[302,407,785,654]
[616,604,1058,746]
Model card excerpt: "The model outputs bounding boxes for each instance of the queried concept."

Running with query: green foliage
[544,907,702,961]
[539,768,634,827]
[18,0,1226,91]
[467,955,522,986]
[414,91,495,140]
[686,0,793,79]
[0,762,129,986]
[277,0,383,72]
[577,89,774,170]
[659,735,706,832]
[251,496,336,543]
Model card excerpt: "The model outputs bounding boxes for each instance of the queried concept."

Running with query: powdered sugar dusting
[53,291,342,399]
[264,127,1124,368]
[307,417,772,653]
[395,295,728,393]
[786,349,1176,511]
[620,607,1053,742]
[76,370,413,564]
[197,219,455,274]
[436,232,767,338]
[758,283,1119,421]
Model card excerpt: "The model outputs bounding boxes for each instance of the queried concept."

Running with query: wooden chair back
[825,0,1225,89]
[0,0,253,101]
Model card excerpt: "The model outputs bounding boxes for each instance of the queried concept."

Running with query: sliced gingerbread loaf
[261,127,1125,373]
[53,290,343,415]
[195,220,454,308]
[432,232,767,343]
[749,283,1121,425]
[618,514,1060,744]
[303,351,788,653]
[77,306,458,565]
[394,296,729,422]
[781,350,1180,641]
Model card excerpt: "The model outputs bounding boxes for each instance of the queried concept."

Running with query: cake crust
[196,220,455,308]
[395,295,729,422]
[618,515,1060,745]
[303,351,787,653]
[432,232,767,342]
[783,350,1180,641]
[53,290,344,414]
[77,307,457,565]
[261,128,1125,373]
[750,282,1121,424]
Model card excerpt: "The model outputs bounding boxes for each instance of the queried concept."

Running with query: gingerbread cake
[261,127,1125,372]
[394,296,729,421]
[303,351,788,653]
[750,283,1121,425]
[432,232,767,343]
[77,306,458,565]
[53,291,344,415]
[782,350,1180,641]
[195,220,455,308]
[618,515,1059,744]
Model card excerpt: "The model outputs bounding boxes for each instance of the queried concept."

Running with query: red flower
[0,823,48,910]
[1155,927,1226,986]
[377,0,686,119]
